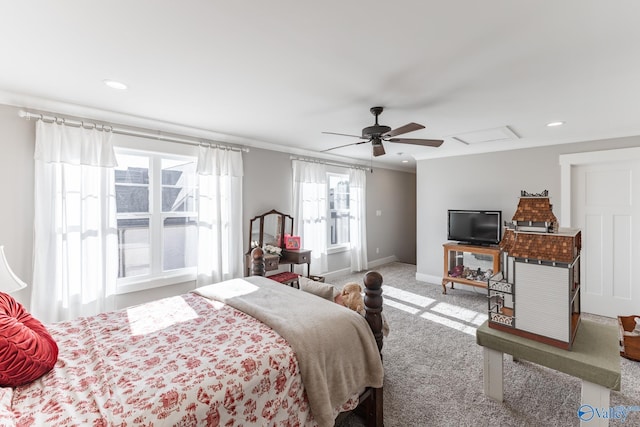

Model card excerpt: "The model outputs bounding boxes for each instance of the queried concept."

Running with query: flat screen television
[447,210,502,245]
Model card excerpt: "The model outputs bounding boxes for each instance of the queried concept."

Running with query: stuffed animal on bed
[339,283,365,316]
[336,283,390,337]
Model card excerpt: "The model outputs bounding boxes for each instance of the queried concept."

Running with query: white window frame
[114,147,198,294]
[327,172,351,254]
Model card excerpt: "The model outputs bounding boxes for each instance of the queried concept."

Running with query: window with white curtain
[292,160,366,273]
[114,148,198,293]
[327,172,350,250]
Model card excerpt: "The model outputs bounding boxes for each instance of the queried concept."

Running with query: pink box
[284,235,301,249]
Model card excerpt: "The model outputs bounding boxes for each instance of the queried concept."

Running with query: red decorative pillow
[0,292,58,387]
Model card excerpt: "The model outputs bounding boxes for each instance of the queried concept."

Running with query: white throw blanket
[194,276,384,427]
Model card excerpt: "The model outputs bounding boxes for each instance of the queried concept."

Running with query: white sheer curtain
[349,168,368,272]
[292,160,328,275]
[32,120,118,323]
[196,146,244,285]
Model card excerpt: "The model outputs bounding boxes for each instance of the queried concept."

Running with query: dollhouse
[488,191,582,350]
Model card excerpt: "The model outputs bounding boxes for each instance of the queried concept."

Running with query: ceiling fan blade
[383,122,425,138]
[321,140,370,152]
[372,142,386,157]
[321,131,365,139]
[387,138,444,147]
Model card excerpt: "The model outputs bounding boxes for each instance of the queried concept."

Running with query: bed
[0,248,384,427]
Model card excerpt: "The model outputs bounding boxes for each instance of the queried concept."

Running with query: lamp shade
[0,246,27,293]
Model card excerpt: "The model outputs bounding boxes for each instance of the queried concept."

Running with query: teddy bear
[336,282,390,337]
[339,282,365,316]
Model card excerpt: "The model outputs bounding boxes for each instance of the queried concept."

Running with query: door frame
[559,146,640,226]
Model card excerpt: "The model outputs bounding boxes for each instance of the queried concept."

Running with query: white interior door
[571,160,640,317]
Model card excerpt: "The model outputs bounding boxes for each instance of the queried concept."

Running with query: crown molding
[0,89,413,174]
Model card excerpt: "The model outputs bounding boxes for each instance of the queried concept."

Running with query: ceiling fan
[322,106,443,157]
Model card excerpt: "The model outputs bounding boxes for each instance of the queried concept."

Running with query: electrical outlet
[376,210,382,216]
[376,247,379,254]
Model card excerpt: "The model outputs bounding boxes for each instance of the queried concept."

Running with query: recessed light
[103,79,128,90]
[401,160,409,163]
[546,121,565,127]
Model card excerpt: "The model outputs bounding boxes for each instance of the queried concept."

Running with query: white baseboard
[322,255,399,282]
[322,268,351,281]
[368,255,398,269]
[416,272,441,285]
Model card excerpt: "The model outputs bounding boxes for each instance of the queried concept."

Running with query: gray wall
[243,147,293,220]
[242,147,292,252]
[416,136,640,285]
[0,105,34,306]
[0,103,416,310]
[242,148,417,270]
[367,168,416,264]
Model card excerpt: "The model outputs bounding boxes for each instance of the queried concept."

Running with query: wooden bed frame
[249,247,384,426]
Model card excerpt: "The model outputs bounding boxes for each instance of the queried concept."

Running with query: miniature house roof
[499,229,581,263]
[512,197,558,224]
[499,229,516,253]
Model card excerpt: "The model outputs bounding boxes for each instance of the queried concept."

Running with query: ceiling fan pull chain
[370,151,373,173]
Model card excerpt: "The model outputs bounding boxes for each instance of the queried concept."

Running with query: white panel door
[572,161,640,317]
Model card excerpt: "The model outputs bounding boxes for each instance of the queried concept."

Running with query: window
[328,173,350,248]
[115,149,198,292]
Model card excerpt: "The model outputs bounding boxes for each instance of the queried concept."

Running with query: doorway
[560,148,640,318]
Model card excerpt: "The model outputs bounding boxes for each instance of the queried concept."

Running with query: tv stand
[442,242,500,294]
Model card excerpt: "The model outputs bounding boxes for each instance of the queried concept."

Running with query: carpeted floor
[331,262,640,427]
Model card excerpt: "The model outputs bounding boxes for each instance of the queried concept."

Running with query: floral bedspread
[1,293,357,426]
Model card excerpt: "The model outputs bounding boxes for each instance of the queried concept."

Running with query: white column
[579,380,610,427]
[483,347,503,402]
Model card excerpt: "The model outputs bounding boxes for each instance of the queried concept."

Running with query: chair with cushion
[268,271,300,288]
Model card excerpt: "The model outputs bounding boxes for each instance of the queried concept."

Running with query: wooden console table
[442,242,500,294]
[476,320,621,427]
[244,249,311,278]
[246,209,311,279]
[280,249,311,277]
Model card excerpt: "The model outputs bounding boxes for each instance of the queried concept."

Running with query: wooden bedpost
[250,247,266,276]
[362,270,384,427]
[363,271,384,353]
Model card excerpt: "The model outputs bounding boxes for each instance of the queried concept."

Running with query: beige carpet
[330,262,640,427]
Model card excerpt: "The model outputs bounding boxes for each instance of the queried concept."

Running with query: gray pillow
[298,276,336,301]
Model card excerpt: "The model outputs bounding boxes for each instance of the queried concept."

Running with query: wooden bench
[267,271,300,288]
[476,319,621,427]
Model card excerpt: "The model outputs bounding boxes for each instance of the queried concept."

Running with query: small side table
[245,252,280,276]
[281,249,311,277]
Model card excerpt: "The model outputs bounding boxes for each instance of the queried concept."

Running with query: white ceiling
[2,1,640,171]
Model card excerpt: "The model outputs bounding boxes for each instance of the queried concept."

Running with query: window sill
[116,270,196,295]
[327,244,350,255]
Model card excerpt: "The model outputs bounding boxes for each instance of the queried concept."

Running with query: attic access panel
[450,126,519,145]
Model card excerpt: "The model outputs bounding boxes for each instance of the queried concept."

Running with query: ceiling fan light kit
[372,138,385,157]
[322,106,444,157]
